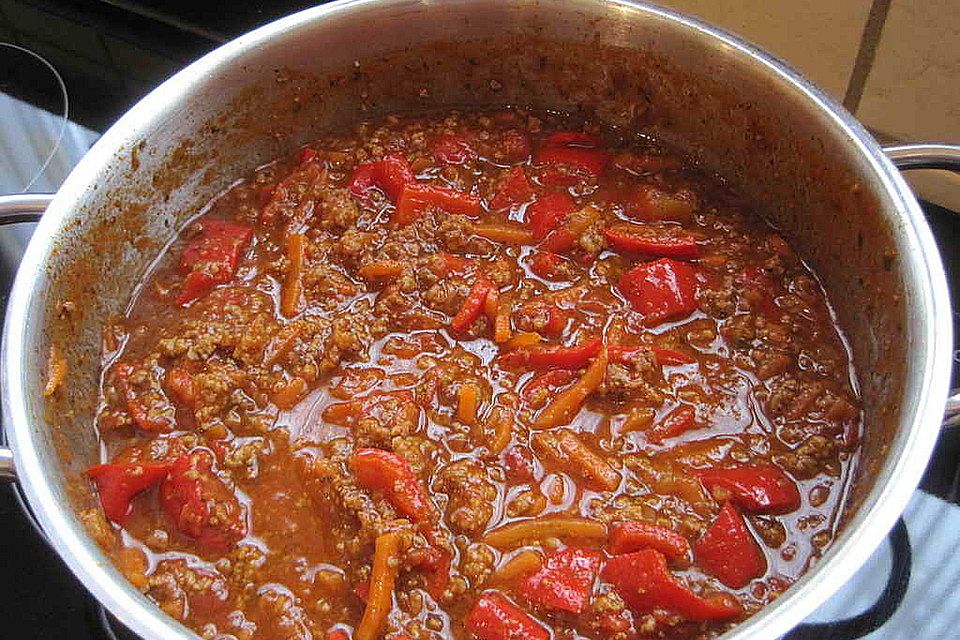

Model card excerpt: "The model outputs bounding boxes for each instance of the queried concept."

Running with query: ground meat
[460,543,496,587]
[721,314,756,349]
[147,560,231,623]
[698,273,738,318]
[602,349,663,403]
[353,391,422,449]
[254,584,315,640]
[437,459,497,535]
[775,435,837,480]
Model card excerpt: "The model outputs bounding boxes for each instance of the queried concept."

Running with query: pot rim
[2,1,951,638]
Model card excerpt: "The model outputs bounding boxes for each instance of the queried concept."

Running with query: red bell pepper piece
[696,465,801,514]
[601,549,743,621]
[348,153,416,203]
[517,546,601,613]
[348,163,380,200]
[326,630,350,640]
[451,278,496,334]
[112,363,176,433]
[165,365,197,408]
[350,448,437,523]
[618,258,699,325]
[608,521,691,561]
[177,219,252,306]
[694,501,767,588]
[604,224,699,259]
[298,147,319,164]
[393,183,482,227]
[490,167,535,211]
[433,132,477,165]
[535,132,608,177]
[498,129,532,164]
[465,593,549,640]
[647,405,697,444]
[411,542,452,599]
[86,461,173,523]
[608,346,696,366]
[528,251,565,280]
[542,306,567,337]
[522,369,577,404]
[500,337,603,370]
[525,192,576,241]
[653,347,697,365]
[160,450,246,552]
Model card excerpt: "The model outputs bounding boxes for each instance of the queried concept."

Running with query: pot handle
[0,193,52,481]
[882,144,960,429]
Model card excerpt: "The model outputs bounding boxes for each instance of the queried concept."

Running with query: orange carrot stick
[473,222,535,245]
[482,516,607,549]
[354,531,401,640]
[280,233,306,318]
[534,346,608,428]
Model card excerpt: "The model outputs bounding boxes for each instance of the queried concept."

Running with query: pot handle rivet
[0,193,53,482]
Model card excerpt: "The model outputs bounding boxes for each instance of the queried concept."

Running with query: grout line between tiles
[843,0,893,113]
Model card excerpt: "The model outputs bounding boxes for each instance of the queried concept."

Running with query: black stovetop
[1,2,958,639]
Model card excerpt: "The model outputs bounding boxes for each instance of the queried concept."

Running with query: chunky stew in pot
[81,109,861,640]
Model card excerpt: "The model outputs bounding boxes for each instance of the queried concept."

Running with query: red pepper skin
[526,192,576,240]
[528,251,564,280]
[350,448,437,523]
[522,370,577,402]
[535,132,608,177]
[603,224,699,259]
[451,278,496,334]
[433,133,477,165]
[609,521,691,561]
[394,183,482,227]
[165,365,197,408]
[160,450,246,552]
[298,147,319,164]
[648,405,697,444]
[694,501,767,589]
[696,465,801,514]
[86,461,173,522]
[517,547,601,613]
[500,337,603,370]
[536,146,609,177]
[177,219,253,306]
[490,167,535,211]
[348,154,416,203]
[112,363,176,433]
[325,630,350,640]
[411,541,452,600]
[607,346,696,366]
[347,163,380,200]
[653,347,697,365]
[542,306,568,337]
[602,549,743,621]
[465,593,549,640]
[618,258,699,325]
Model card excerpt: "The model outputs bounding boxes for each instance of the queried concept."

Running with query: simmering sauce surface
[82,109,861,640]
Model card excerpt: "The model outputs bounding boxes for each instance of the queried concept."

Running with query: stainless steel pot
[1,1,958,638]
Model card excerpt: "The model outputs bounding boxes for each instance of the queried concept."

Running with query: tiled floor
[658,0,960,210]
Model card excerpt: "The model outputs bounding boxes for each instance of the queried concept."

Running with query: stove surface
[0,2,957,639]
